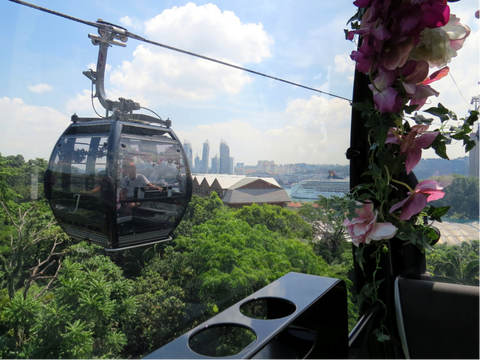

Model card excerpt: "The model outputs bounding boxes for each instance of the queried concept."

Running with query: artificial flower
[389,180,445,220]
[344,201,397,247]
[409,13,470,68]
[386,125,439,174]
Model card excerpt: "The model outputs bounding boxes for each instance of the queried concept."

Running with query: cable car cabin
[44,114,192,251]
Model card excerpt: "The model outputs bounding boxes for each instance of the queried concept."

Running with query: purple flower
[389,180,445,220]
[386,125,439,174]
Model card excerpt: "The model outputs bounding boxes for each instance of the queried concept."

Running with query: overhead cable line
[448,71,469,105]
[9,0,352,103]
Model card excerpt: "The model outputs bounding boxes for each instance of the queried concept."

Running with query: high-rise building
[211,154,219,174]
[219,139,230,174]
[194,154,201,173]
[202,139,210,174]
[469,126,479,177]
[230,157,234,174]
[183,139,193,169]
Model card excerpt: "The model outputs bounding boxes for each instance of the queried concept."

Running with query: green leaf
[352,101,374,113]
[355,246,365,271]
[424,103,449,116]
[427,205,450,222]
[465,139,476,153]
[374,328,391,342]
[430,134,449,160]
[411,113,434,125]
[403,104,419,114]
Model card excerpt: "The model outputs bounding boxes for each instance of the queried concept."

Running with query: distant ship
[290,171,349,199]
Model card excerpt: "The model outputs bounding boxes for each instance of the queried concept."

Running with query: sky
[0,0,479,167]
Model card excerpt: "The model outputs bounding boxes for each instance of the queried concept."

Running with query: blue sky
[1,0,478,166]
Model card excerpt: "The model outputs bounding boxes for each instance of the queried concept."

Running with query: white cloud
[120,15,133,27]
[144,3,272,64]
[65,89,104,116]
[0,97,69,160]
[108,3,273,103]
[334,54,354,73]
[28,83,53,93]
[177,95,351,165]
[119,16,142,32]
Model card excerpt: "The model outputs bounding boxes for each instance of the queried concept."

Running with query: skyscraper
[219,139,230,174]
[194,154,201,173]
[202,139,210,174]
[211,154,219,174]
[469,126,479,177]
[183,139,193,169]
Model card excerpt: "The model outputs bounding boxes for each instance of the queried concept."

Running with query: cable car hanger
[41,15,193,251]
[9,0,352,103]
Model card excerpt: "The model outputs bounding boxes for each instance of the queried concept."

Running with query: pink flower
[386,125,439,174]
[389,180,445,220]
[344,201,397,247]
[443,14,470,51]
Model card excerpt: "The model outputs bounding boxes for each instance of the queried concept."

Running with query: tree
[297,196,350,264]
[1,243,132,359]
[430,174,479,219]
[234,202,312,240]
[0,202,67,301]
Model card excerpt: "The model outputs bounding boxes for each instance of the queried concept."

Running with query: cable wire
[449,71,469,105]
[9,0,352,103]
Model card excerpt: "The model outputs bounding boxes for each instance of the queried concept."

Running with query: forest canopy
[0,154,478,358]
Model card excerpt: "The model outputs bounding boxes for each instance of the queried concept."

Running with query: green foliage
[0,154,48,204]
[297,197,350,264]
[429,174,479,220]
[173,192,229,238]
[234,202,312,240]
[0,243,131,359]
[0,173,359,358]
[426,240,479,285]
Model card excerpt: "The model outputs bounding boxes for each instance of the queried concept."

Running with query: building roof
[286,202,320,208]
[229,177,280,190]
[432,221,480,245]
[193,175,280,190]
[222,188,291,204]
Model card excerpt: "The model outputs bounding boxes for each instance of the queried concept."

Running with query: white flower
[409,14,470,68]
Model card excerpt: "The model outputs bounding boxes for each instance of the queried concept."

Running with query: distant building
[194,154,201,173]
[469,127,479,177]
[235,162,245,175]
[192,175,291,208]
[257,160,278,174]
[202,139,210,174]
[183,139,193,169]
[219,139,230,174]
[211,154,219,174]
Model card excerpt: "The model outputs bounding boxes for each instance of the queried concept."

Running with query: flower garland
[343,0,477,341]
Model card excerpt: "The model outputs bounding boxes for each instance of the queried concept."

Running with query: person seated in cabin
[120,162,164,215]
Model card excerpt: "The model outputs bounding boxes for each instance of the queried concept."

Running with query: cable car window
[63,124,111,136]
[48,135,109,233]
[116,136,188,241]
[121,124,169,138]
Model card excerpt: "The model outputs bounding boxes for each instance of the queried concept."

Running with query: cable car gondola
[44,20,192,251]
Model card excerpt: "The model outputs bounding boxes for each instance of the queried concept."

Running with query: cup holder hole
[240,297,296,320]
[188,324,256,357]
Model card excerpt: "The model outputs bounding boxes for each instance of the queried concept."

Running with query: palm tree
[432,252,479,286]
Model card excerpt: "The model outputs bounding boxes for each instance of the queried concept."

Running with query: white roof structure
[192,175,280,190]
[432,221,479,245]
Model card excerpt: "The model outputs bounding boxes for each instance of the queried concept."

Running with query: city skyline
[0,1,478,166]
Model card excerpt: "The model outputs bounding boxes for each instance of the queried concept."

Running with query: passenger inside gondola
[120,162,164,215]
